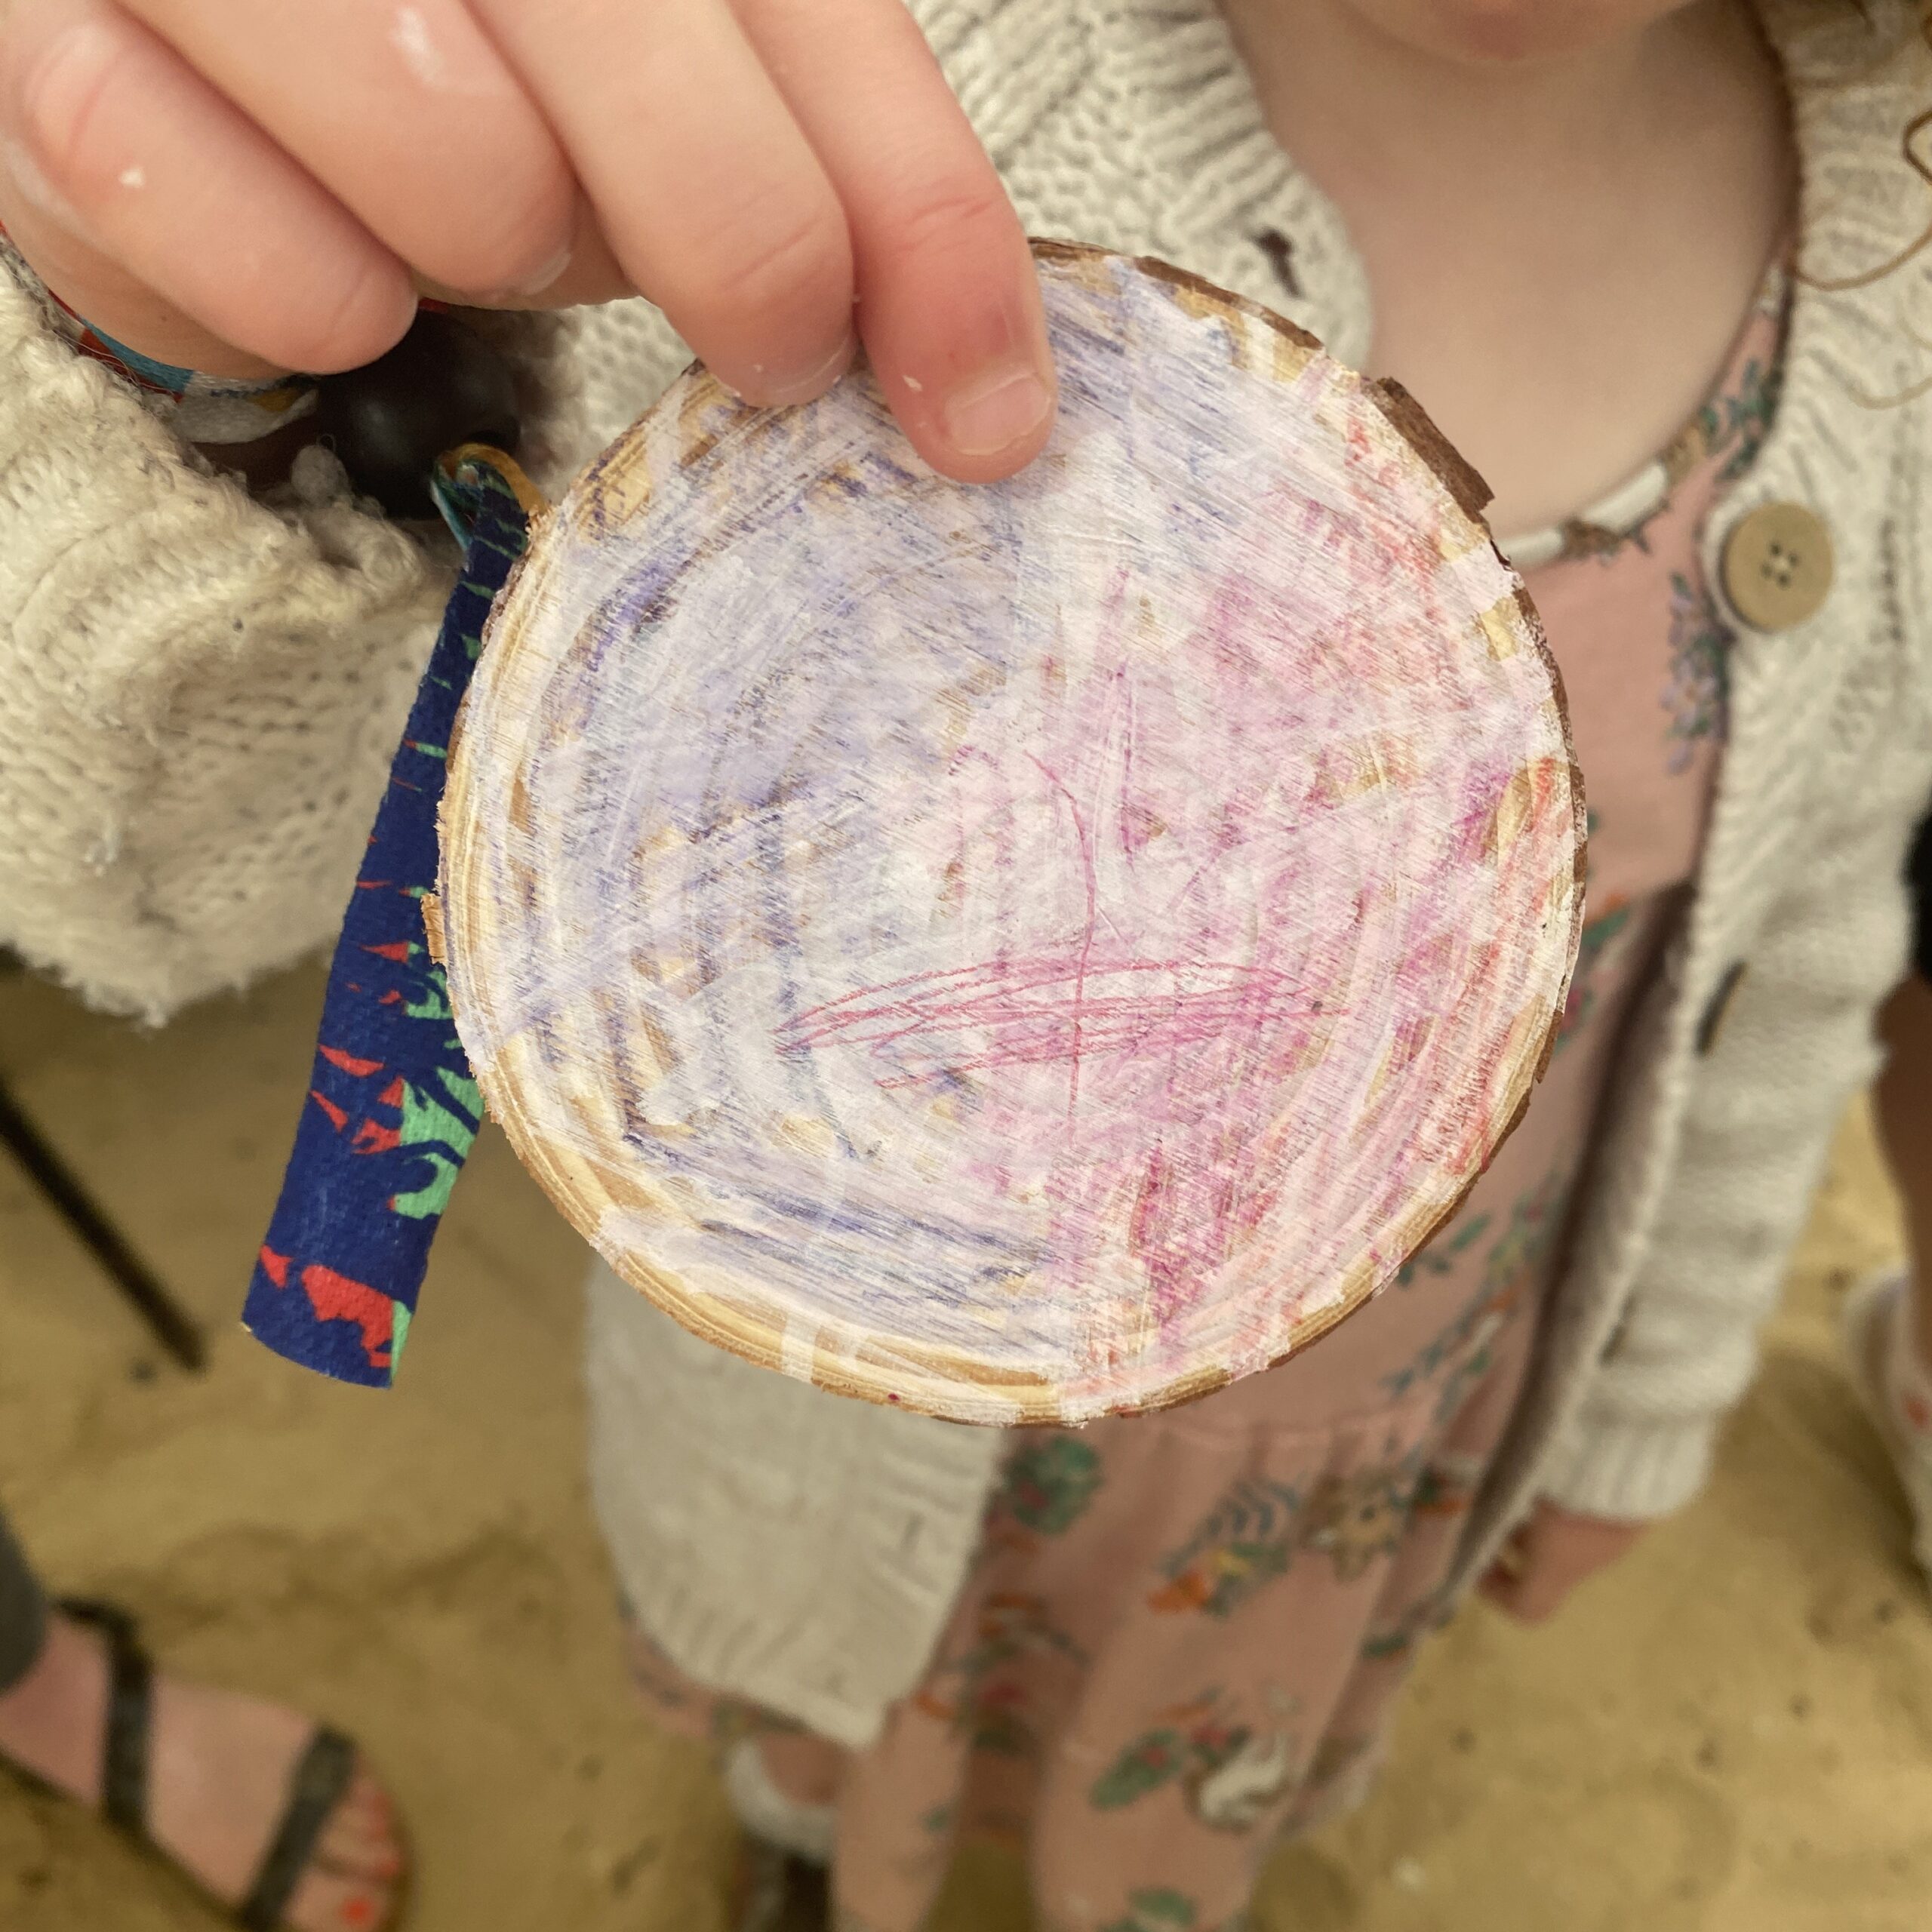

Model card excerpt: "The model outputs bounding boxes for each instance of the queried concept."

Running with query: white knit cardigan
[3,0,1929,1749]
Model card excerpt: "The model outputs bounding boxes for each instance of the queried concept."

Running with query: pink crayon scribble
[1025,755,1097,1120]
[775,953,1321,1088]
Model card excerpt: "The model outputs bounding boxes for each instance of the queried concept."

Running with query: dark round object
[313,309,521,518]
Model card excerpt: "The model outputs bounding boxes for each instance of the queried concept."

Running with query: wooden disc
[438,243,1584,1426]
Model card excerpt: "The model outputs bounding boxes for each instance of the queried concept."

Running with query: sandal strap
[54,1597,151,1835]
[48,1598,374,1932]
[238,1726,358,1932]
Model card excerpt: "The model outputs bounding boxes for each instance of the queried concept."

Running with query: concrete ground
[1,962,1927,1932]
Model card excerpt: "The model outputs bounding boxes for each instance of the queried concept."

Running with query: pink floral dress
[629,269,1789,1932]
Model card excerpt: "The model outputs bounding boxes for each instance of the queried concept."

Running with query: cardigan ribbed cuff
[1534,1410,1718,1523]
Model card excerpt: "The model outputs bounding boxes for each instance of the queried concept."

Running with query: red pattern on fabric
[298,1265,394,1369]
[320,1045,384,1078]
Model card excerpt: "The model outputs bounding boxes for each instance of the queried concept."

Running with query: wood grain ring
[438,242,1586,1426]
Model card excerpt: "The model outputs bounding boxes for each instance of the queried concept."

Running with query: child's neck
[1224,0,1708,198]
[1220,0,1796,537]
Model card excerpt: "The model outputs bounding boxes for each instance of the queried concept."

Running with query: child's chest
[1508,271,1786,915]
[1233,8,1795,538]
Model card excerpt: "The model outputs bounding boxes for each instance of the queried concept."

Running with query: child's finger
[0,0,416,371]
[120,0,575,302]
[734,0,1055,482]
[1480,1565,1561,1623]
[413,199,640,313]
[1483,1574,1546,1623]
[471,0,856,408]
[1475,1527,1543,1620]
[0,189,280,376]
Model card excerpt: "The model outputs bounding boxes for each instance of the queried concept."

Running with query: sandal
[13,1598,405,1930]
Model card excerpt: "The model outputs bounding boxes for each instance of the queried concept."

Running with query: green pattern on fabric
[1395,1214,1490,1287]
[388,1073,481,1221]
[1555,903,1635,1049]
[1100,1888,1198,1931]
[1000,1438,1104,1536]
[1384,1170,1571,1401]
[1150,1478,1303,1618]
[1088,1690,1273,1820]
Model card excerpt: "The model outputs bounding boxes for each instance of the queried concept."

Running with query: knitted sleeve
[1537,625,1931,1521]
[0,253,592,1019]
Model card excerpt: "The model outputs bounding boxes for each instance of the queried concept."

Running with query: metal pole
[0,1069,207,1372]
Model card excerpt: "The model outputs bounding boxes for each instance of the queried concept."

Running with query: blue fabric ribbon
[241,450,533,1386]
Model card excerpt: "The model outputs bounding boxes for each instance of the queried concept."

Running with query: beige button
[1720,503,1834,631]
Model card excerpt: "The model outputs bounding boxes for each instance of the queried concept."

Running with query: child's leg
[622,1622,841,1929]
[0,1507,404,1932]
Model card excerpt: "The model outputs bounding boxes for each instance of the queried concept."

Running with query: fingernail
[11,17,112,213]
[0,135,83,232]
[510,241,573,297]
[942,363,1053,457]
[758,331,856,407]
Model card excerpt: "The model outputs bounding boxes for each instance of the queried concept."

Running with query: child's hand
[0,0,1055,481]
[1477,1501,1647,1623]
